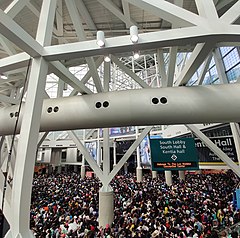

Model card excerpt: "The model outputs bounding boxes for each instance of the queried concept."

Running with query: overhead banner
[85,141,97,161]
[150,138,199,171]
[116,140,135,155]
[140,136,151,168]
[195,136,238,164]
[100,127,135,137]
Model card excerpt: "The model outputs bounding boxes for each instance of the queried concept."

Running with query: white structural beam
[166,47,178,87]
[103,128,110,177]
[85,58,104,92]
[4,0,56,236]
[57,79,64,98]
[125,0,207,27]
[0,34,18,56]
[157,49,167,87]
[55,0,63,36]
[220,0,240,24]
[65,0,103,93]
[0,53,30,74]
[37,132,49,148]
[36,0,56,46]
[196,54,212,85]
[106,126,152,184]
[5,135,17,177]
[0,172,11,225]
[216,0,235,10]
[0,76,24,85]
[1,84,240,135]
[0,32,28,90]
[111,55,151,88]
[165,0,182,86]
[0,136,6,168]
[81,56,104,84]
[85,129,97,140]
[43,26,240,61]
[0,94,19,105]
[26,2,40,18]
[0,136,4,150]
[122,0,132,28]
[76,0,96,31]
[49,62,93,94]
[97,0,136,27]
[104,61,111,92]
[0,9,43,57]
[69,57,104,96]
[68,131,105,183]
[174,43,213,86]
[186,124,240,178]
[4,0,30,19]
[0,76,24,86]
[65,0,86,38]
[212,48,228,84]
[195,0,219,20]
[6,57,49,238]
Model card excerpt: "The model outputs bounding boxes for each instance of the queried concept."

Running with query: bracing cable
[1,57,32,213]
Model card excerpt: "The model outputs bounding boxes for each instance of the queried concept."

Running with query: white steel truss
[0,1,239,236]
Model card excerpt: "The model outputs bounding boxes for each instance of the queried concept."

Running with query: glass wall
[220,47,240,83]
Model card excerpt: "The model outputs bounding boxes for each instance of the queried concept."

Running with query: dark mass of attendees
[30,170,240,238]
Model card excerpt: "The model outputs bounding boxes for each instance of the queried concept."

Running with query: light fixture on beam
[133,51,140,60]
[96,31,105,47]
[130,25,138,43]
[104,55,111,63]
[0,74,7,79]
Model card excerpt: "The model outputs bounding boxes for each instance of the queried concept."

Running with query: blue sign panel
[236,189,240,209]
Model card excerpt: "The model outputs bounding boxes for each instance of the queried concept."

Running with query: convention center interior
[0,0,240,237]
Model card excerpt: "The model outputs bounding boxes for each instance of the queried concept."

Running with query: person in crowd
[30,170,240,237]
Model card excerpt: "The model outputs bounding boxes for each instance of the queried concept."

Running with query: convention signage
[195,136,238,164]
[150,138,199,171]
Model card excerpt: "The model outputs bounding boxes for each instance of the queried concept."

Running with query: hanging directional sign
[150,138,199,171]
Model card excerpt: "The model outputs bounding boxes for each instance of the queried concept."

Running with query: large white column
[51,149,62,173]
[5,57,49,238]
[0,136,5,170]
[136,127,143,182]
[103,128,110,176]
[97,129,102,167]
[124,162,128,174]
[136,146,143,182]
[179,170,185,181]
[113,140,117,167]
[152,170,157,179]
[165,170,173,186]
[81,129,86,178]
[99,129,114,227]
[99,185,114,228]
[3,0,56,234]
[81,162,86,179]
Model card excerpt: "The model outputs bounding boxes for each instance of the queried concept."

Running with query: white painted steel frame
[3,0,57,237]
[0,84,240,135]
[0,1,239,237]
[186,125,240,178]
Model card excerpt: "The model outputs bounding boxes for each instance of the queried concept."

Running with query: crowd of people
[30,170,240,238]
